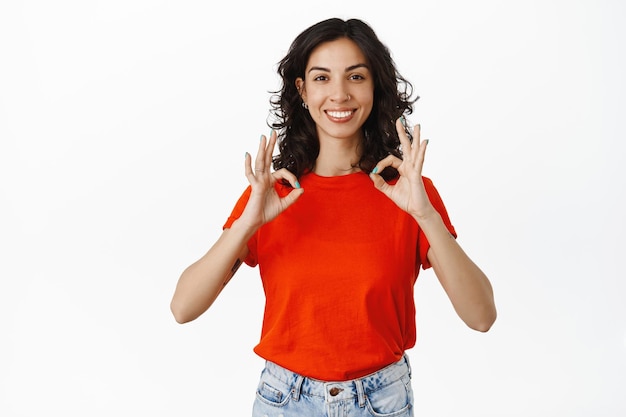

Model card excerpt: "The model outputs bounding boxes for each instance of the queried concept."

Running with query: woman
[170,17,496,417]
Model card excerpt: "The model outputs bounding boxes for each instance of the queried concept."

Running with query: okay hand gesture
[369,118,436,220]
[237,130,304,231]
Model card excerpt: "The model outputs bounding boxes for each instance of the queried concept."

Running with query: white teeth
[327,111,352,118]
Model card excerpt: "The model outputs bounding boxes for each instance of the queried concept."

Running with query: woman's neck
[314,136,362,177]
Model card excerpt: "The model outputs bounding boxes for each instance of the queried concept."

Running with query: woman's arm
[170,131,304,324]
[370,118,496,331]
[419,210,496,331]
[170,222,253,324]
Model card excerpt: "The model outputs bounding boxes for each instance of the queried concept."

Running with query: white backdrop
[1,1,625,416]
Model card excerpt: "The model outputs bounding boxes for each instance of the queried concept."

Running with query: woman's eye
[349,74,365,80]
[313,75,328,81]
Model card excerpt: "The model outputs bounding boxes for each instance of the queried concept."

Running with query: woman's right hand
[237,130,304,231]
[171,130,303,324]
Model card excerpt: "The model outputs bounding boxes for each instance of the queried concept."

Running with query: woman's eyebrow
[346,63,369,72]
[307,63,369,73]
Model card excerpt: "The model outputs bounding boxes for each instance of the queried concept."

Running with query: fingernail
[295,181,301,189]
[424,139,429,145]
[371,166,379,174]
[400,116,406,126]
[260,135,264,141]
[245,152,249,158]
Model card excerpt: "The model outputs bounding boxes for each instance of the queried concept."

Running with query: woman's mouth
[325,110,355,122]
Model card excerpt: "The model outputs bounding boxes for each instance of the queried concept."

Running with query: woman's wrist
[229,217,260,241]
[410,204,440,226]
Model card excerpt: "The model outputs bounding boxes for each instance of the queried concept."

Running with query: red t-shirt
[224,172,456,380]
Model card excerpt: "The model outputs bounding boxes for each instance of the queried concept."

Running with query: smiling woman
[295,37,374,168]
[170,17,496,417]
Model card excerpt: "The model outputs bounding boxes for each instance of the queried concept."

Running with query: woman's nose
[330,82,350,102]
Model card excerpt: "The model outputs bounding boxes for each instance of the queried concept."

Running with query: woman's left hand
[371,118,497,332]
[369,118,435,220]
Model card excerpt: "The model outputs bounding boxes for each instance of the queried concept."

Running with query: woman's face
[296,37,374,145]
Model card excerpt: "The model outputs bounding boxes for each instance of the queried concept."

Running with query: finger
[396,118,412,156]
[264,130,277,169]
[370,154,403,177]
[412,123,422,158]
[412,124,429,168]
[272,168,302,189]
[280,187,305,209]
[254,134,268,173]
[369,155,402,192]
[244,151,256,183]
[417,134,428,161]
[369,168,389,191]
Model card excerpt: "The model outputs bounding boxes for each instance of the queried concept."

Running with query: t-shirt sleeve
[417,177,457,270]
[223,185,258,267]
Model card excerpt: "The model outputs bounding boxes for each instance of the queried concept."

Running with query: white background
[1,0,625,416]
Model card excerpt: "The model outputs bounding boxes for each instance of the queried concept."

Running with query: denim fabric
[252,354,414,417]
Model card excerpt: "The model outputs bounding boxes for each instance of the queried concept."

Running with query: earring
[302,102,308,109]
[346,94,351,100]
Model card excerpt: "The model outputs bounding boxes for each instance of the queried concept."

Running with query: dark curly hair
[269,18,417,181]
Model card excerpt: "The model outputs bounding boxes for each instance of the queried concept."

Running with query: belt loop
[355,379,366,408]
[291,375,304,401]
[404,353,412,379]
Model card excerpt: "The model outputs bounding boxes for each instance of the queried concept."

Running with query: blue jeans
[252,354,414,417]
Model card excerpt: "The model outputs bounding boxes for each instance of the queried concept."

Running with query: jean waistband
[263,354,412,404]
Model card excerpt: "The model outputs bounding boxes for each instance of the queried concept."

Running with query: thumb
[369,172,390,195]
[280,187,305,209]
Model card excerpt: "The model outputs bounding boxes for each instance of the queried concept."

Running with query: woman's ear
[295,78,306,102]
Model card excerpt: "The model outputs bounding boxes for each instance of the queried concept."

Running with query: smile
[325,110,355,120]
